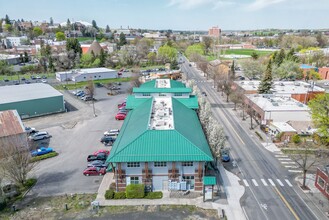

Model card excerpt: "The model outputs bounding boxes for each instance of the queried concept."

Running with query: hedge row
[105,184,163,200]
[30,152,59,162]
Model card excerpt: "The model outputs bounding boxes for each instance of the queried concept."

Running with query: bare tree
[246,101,255,129]
[230,87,244,110]
[85,80,96,117]
[290,141,322,189]
[0,136,37,187]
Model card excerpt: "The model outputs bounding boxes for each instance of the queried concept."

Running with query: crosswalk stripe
[243,179,249,187]
[277,179,284,186]
[285,179,293,187]
[288,170,303,173]
[275,155,288,158]
[268,179,276,186]
[252,179,259,186]
[278,158,292,161]
[261,179,268,186]
[281,161,296,164]
[284,165,299,168]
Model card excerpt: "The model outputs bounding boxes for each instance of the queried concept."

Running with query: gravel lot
[24,82,131,197]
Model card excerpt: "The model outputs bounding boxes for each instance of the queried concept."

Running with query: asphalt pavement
[180,56,327,220]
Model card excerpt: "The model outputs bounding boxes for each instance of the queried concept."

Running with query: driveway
[25,83,131,197]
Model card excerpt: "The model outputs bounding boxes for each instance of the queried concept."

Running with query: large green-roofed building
[107,90,213,192]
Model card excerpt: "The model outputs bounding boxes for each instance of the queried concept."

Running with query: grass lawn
[0,72,56,81]
[54,77,132,90]
[223,49,273,56]
[76,37,102,42]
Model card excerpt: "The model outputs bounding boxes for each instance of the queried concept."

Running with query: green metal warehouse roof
[125,95,199,110]
[107,98,213,163]
[133,87,192,93]
[140,80,186,89]
[0,84,63,104]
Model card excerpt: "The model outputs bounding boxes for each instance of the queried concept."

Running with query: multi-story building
[107,79,213,192]
[1,36,28,48]
[208,26,221,38]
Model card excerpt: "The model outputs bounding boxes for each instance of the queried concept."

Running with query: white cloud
[246,0,287,11]
[168,0,235,10]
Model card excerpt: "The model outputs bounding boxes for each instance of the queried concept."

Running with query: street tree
[308,94,329,145]
[272,60,302,80]
[147,52,157,65]
[240,59,265,80]
[157,44,177,64]
[55,31,66,41]
[0,136,37,187]
[85,80,96,116]
[258,59,273,94]
[290,141,321,189]
[229,87,244,110]
[208,122,226,163]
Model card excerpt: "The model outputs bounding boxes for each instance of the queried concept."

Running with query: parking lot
[24,82,131,197]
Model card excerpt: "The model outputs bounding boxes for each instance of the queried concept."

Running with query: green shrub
[125,184,145,199]
[292,134,301,144]
[105,189,115,199]
[144,191,163,199]
[30,152,58,163]
[114,191,126,199]
[109,182,116,190]
[23,178,37,188]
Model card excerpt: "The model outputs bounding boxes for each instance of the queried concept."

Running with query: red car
[83,167,106,176]
[115,113,126,120]
[93,149,110,156]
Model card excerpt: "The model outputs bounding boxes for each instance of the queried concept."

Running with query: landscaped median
[105,184,163,200]
[30,151,59,163]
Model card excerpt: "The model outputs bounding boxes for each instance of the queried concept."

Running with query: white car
[324,82,329,86]
[104,129,120,136]
[41,79,47,83]
[29,131,51,141]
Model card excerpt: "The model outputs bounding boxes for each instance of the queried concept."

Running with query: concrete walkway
[96,166,246,220]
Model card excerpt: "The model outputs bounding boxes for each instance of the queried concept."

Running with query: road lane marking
[274,187,300,220]
[284,165,299,168]
[288,170,302,173]
[281,161,296,164]
[261,179,268,186]
[252,179,259,186]
[275,155,289,157]
[285,179,293,187]
[277,179,284,186]
[243,179,249,187]
[278,158,292,161]
[268,179,276,186]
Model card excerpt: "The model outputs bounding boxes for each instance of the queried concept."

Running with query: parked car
[21,77,26,81]
[104,129,120,136]
[41,79,47,83]
[25,80,31,84]
[81,96,93,101]
[324,82,329,86]
[42,75,47,79]
[87,152,107,162]
[117,102,126,109]
[100,136,116,145]
[36,75,41,79]
[28,131,51,141]
[221,150,230,162]
[83,167,106,176]
[115,113,126,120]
[201,92,207,96]
[31,147,53,157]
[30,75,36,80]
[117,110,127,115]
[25,127,37,134]
[76,91,85,97]
[72,90,82,95]
[13,81,20,85]
[87,160,109,168]
[3,78,9,82]
[93,149,110,156]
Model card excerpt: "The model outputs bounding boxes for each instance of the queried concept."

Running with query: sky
[0,0,328,31]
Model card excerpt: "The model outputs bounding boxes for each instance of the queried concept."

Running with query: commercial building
[318,67,329,80]
[56,67,117,82]
[0,84,65,119]
[0,54,21,65]
[234,80,325,103]
[208,26,221,37]
[315,167,329,199]
[244,94,311,125]
[1,36,28,48]
[107,80,213,192]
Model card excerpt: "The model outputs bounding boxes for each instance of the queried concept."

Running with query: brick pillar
[194,162,203,191]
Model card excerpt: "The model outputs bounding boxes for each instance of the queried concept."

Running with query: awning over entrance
[203,176,216,185]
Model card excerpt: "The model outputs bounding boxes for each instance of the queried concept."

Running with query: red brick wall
[318,67,329,80]
[315,168,329,199]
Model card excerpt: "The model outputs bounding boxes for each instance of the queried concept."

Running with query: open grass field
[223,49,273,56]
[0,72,55,81]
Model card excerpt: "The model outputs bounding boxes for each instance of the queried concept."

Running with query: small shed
[203,176,216,202]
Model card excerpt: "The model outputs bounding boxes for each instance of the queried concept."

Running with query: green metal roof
[126,95,199,110]
[203,176,216,185]
[107,98,213,163]
[133,87,192,93]
[140,80,186,89]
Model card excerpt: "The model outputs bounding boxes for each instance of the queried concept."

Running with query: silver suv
[29,131,51,141]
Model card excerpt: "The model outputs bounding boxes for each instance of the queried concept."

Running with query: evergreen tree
[105,25,110,33]
[66,38,82,56]
[119,32,127,46]
[5,14,10,24]
[274,49,285,66]
[24,52,29,62]
[99,49,107,67]
[230,60,236,80]
[50,17,54,26]
[258,59,273,94]
[92,20,98,30]
[66,19,71,30]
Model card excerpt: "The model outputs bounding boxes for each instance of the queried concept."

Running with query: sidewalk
[96,167,246,220]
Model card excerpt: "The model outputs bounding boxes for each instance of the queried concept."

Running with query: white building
[2,36,28,48]
[56,68,117,82]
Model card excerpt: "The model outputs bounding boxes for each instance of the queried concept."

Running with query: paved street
[180,55,327,220]
[24,83,130,197]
